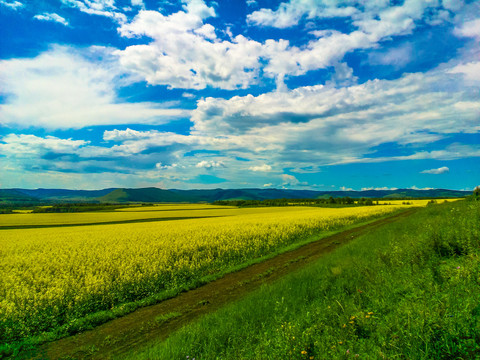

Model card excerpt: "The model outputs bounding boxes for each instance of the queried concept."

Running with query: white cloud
[421,166,450,174]
[0,134,88,156]
[60,0,126,23]
[347,144,480,165]
[131,0,144,8]
[0,46,188,129]
[249,164,272,172]
[282,174,299,185]
[33,13,69,26]
[247,0,358,28]
[0,0,23,10]
[454,18,480,39]
[361,187,399,191]
[182,92,196,98]
[156,162,178,169]
[368,43,413,68]
[195,160,225,169]
[116,7,264,90]
[448,61,480,81]
[114,0,463,90]
[188,63,480,168]
[442,0,464,12]
[103,128,155,141]
[182,0,216,19]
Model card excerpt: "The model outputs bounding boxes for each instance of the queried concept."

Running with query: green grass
[125,200,480,360]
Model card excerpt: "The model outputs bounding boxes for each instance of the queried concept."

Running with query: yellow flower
[301,350,307,355]
[365,315,370,318]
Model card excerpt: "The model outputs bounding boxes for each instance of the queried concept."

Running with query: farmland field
[126,199,480,360]
[0,204,409,349]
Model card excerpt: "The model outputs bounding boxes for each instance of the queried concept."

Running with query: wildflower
[346,349,350,354]
[365,315,370,318]
[349,321,354,324]
[301,350,307,355]
[339,341,343,344]
[350,316,356,320]
[367,312,373,315]
[457,266,461,269]
[342,324,346,328]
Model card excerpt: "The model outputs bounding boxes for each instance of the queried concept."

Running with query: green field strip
[0,215,227,230]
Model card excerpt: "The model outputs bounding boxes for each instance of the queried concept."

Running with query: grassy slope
[129,200,480,360]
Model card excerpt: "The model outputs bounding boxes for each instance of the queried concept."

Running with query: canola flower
[1,205,402,342]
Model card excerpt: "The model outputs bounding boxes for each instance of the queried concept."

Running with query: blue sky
[0,0,479,191]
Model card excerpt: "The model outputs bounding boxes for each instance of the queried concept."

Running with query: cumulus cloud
[186,63,480,169]
[115,5,264,90]
[282,174,299,186]
[0,0,23,10]
[112,0,465,90]
[0,134,88,156]
[0,46,188,129]
[192,69,478,137]
[247,0,358,28]
[195,160,225,169]
[448,61,480,81]
[60,0,126,23]
[454,18,480,39]
[421,166,450,174]
[247,0,450,35]
[33,13,69,26]
[103,128,156,141]
[249,164,272,172]
[131,0,144,8]
[156,162,178,170]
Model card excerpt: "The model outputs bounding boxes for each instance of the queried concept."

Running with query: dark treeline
[212,197,379,207]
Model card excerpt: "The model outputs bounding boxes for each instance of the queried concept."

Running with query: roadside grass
[127,200,480,360]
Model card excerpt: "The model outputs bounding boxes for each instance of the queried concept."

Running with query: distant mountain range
[0,187,472,205]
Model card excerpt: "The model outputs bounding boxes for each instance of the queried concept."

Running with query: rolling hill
[0,187,472,205]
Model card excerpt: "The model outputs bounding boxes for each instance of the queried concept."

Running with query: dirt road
[24,208,416,360]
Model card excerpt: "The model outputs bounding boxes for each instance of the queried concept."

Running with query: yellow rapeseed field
[377,198,462,206]
[1,205,403,342]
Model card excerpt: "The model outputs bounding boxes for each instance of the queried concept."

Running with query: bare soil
[24,209,416,360]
